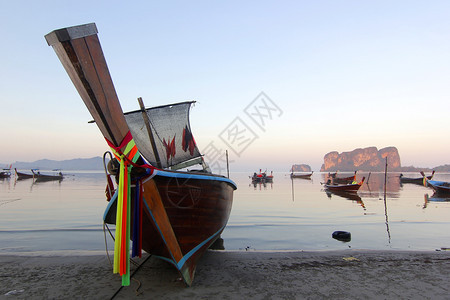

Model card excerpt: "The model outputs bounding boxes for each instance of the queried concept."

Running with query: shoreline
[2,249,450,299]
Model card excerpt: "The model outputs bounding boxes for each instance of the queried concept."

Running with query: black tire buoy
[332,231,351,242]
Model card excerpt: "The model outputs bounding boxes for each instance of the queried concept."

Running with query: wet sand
[1,250,450,299]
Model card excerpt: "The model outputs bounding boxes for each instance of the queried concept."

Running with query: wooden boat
[425,180,450,195]
[0,169,11,178]
[332,171,357,184]
[265,171,274,182]
[31,169,64,182]
[400,171,435,184]
[324,177,365,192]
[251,169,273,182]
[15,168,34,180]
[251,172,263,182]
[45,23,236,286]
[290,171,313,179]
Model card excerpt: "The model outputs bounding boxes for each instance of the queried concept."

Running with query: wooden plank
[142,178,183,262]
[46,25,128,147]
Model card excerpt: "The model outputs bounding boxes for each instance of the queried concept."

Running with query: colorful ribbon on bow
[105,131,144,286]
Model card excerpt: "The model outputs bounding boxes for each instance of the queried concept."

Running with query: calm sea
[1,171,449,254]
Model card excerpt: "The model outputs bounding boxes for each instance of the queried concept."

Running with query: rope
[105,217,150,299]
[103,222,113,271]
[109,254,152,300]
[132,277,143,296]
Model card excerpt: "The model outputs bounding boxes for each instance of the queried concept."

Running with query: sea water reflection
[223,172,450,251]
[0,171,449,254]
[0,172,111,254]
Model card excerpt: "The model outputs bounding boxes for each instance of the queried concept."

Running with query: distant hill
[321,146,401,172]
[290,164,312,172]
[434,164,450,172]
[320,146,450,172]
[6,157,104,171]
[401,164,450,172]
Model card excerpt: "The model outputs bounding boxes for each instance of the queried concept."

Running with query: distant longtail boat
[15,168,34,180]
[324,177,365,193]
[290,171,313,179]
[400,171,435,184]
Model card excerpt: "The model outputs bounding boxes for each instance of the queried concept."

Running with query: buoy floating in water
[332,231,351,242]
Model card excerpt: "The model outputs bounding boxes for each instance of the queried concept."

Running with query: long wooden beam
[45,22,183,266]
[45,23,128,147]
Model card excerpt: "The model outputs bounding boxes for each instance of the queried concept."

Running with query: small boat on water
[15,168,34,180]
[265,171,274,182]
[400,171,435,184]
[425,180,450,195]
[251,170,273,182]
[0,168,11,178]
[46,23,236,287]
[332,171,357,184]
[324,177,365,193]
[251,172,263,182]
[31,169,64,182]
[290,171,313,179]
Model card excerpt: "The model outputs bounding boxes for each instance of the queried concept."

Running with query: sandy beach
[1,250,450,299]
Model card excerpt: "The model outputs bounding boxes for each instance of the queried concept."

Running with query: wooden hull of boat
[331,172,356,184]
[31,170,63,182]
[324,177,364,193]
[252,176,263,182]
[0,172,11,178]
[401,171,434,184]
[34,175,63,182]
[324,184,362,192]
[104,170,235,285]
[138,171,235,284]
[15,169,34,180]
[16,174,34,179]
[291,173,313,179]
[427,180,450,195]
[251,175,273,182]
[400,177,424,184]
[400,176,432,184]
[332,177,354,184]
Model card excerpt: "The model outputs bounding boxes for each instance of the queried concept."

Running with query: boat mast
[137,97,162,168]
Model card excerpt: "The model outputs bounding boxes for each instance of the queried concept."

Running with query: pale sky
[1,1,449,171]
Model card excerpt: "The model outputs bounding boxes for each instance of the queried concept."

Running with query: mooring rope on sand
[104,221,152,299]
[109,254,152,299]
